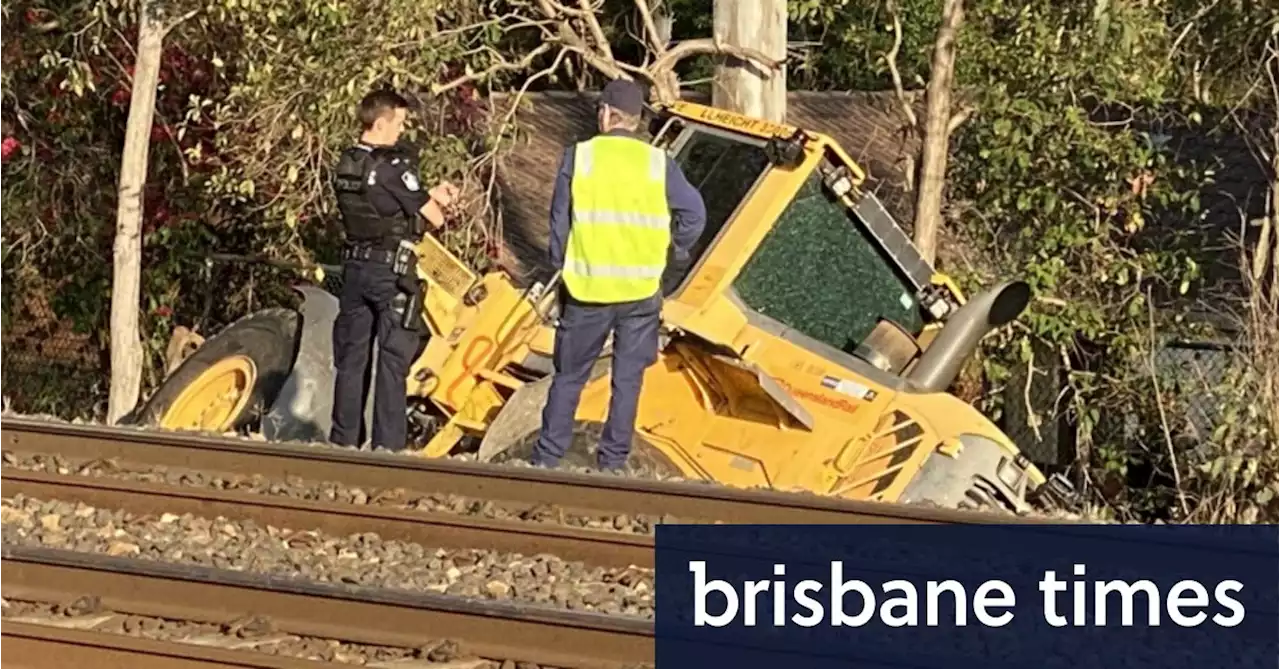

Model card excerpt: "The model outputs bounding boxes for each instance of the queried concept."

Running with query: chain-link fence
[1000,339,1074,467]
[1,297,110,418]
[998,337,1247,469]
[1143,340,1241,444]
[2,260,312,420]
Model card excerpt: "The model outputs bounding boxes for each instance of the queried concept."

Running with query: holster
[392,241,426,332]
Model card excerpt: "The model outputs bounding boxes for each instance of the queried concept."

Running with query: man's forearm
[665,159,706,259]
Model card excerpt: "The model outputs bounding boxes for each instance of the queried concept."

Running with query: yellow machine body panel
[391,100,1052,513]
[143,97,1069,512]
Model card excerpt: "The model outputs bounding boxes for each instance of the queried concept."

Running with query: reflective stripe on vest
[564,135,671,303]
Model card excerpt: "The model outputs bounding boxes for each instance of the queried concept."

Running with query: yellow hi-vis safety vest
[563,135,672,304]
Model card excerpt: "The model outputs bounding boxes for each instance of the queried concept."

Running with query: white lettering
[973,580,1016,627]
[880,580,917,628]
[1095,579,1161,626]
[1039,570,1069,627]
[1166,580,1209,627]
[1213,580,1245,627]
[791,580,824,627]
[743,579,771,626]
[926,580,967,626]
[690,561,738,627]
[830,562,876,627]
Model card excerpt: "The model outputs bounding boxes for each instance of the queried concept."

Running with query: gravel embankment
[3,452,673,535]
[2,598,620,668]
[1,495,656,618]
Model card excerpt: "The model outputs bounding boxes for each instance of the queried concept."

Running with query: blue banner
[655,523,1277,669]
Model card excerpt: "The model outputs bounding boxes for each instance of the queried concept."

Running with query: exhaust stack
[906,280,1031,394]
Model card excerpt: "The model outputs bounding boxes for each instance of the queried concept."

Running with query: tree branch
[432,43,555,95]
[885,0,919,129]
[577,0,614,61]
[652,38,781,79]
[632,0,668,56]
[439,0,783,105]
[946,104,974,135]
[162,8,200,35]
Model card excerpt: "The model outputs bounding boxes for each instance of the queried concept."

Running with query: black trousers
[329,259,421,451]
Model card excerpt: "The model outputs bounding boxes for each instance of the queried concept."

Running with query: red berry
[1,137,20,162]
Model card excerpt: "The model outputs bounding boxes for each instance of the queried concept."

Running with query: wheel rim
[159,355,258,433]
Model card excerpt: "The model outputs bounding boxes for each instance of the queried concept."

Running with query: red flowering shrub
[1,0,509,416]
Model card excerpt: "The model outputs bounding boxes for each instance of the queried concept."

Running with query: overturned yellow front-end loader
[130,100,1076,515]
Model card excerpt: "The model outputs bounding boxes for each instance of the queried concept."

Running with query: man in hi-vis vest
[532,79,707,472]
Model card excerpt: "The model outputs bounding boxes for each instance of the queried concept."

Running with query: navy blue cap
[599,79,645,116]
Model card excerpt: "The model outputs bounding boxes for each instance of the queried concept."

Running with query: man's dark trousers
[329,258,420,451]
[532,290,661,470]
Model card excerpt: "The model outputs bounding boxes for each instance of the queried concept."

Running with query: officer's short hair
[357,89,411,129]
[602,105,641,130]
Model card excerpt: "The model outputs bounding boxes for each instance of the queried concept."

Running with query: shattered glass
[733,173,924,352]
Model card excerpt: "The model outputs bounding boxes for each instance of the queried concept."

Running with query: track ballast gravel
[0,495,656,618]
[2,452,675,535]
[2,597,632,668]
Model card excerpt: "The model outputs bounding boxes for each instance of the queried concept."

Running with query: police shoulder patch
[401,171,420,192]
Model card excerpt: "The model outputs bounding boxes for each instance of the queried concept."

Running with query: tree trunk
[107,6,165,424]
[712,0,787,122]
[912,0,965,266]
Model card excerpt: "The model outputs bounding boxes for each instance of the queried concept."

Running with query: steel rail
[2,468,653,568]
[1,545,655,669]
[1,621,349,669]
[1,416,1041,526]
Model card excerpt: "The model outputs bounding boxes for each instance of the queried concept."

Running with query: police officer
[329,89,458,452]
[531,79,707,471]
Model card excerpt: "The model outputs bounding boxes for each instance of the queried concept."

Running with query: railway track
[2,545,653,668]
[0,416,1042,526]
[0,416,1046,668]
[3,622,357,669]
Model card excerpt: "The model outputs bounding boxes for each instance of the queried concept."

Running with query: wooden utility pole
[712,0,787,121]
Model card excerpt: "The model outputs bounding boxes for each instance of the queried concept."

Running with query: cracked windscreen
[732,171,925,352]
[671,127,772,264]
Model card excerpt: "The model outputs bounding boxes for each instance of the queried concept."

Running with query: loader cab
[649,102,963,382]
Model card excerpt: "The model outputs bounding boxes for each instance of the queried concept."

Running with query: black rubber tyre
[491,420,685,479]
[956,480,1019,515]
[126,308,302,432]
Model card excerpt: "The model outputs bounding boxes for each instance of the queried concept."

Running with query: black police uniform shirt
[350,143,431,226]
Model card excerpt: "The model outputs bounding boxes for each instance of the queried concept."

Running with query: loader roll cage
[648,104,958,378]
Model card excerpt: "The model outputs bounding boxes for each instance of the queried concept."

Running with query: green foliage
[198,0,493,258]
[655,0,939,91]
[940,0,1275,522]
[727,0,1274,522]
[1,0,504,416]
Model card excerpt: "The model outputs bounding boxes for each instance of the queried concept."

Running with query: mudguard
[262,284,377,443]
